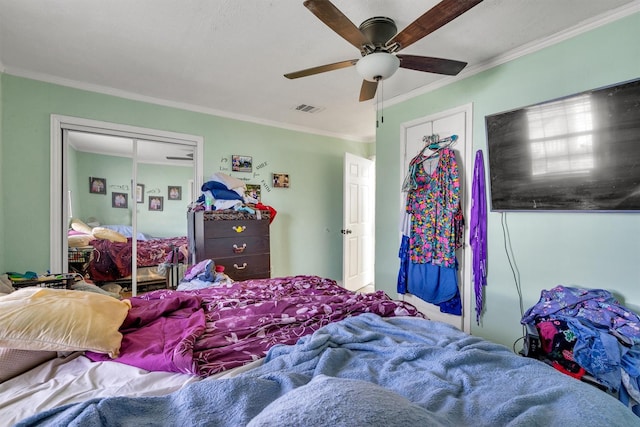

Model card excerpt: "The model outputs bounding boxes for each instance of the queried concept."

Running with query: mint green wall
[75,152,132,226]
[67,145,79,225]
[0,75,371,279]
[73,151,192,238]
[136,162,193,238]
[0,74,4,274]
[375,12,640,348]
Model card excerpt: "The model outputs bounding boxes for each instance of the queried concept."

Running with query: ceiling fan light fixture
[356,52,400,82]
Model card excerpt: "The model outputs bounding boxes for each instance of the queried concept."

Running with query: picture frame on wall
[273,173,289,188]
[149,196,164,211]
[246,184,261,202]
[112,192,128,209]
[89,177,107,194]
[136,184,145,203]
[232,155,253,172]
[168,186,182,200]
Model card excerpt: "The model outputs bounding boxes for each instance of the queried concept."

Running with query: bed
[67,226,188,290]
[86,235,188,289]
[2,277,638,426]
[67,220,188,290]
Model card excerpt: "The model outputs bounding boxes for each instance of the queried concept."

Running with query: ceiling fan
[284,0,483,101]
[166,152,194,161]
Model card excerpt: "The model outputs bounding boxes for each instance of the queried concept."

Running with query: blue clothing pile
[522,285,640,416]
[177,259,232,291]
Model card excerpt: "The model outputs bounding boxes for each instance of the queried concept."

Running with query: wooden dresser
[187,209,271,280]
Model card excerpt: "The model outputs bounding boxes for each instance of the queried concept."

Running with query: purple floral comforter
[87,275,424,376]
[88,236,188,281]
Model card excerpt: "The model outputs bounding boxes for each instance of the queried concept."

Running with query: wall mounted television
[485,77,640,212]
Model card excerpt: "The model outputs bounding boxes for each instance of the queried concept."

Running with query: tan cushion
[68,234,94,247]
[92,227,127,243]
[0,288,131,358]
[70,218,93,235]
[0,348,57,382]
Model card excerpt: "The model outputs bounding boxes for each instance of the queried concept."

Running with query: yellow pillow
[68,234,94,247]
[0,288,131,358]
[92,227,127,243]
[70,218,93,235]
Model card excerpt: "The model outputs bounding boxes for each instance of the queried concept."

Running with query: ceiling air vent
[292,104,325,114]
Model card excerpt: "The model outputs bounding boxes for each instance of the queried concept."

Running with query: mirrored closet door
[51,116,203,296]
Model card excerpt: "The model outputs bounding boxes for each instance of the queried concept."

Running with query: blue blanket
[17,314,640,426]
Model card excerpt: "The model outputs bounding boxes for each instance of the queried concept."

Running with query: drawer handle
[233,243,247,254]
[232,225,246,233]
[233,262,248,270]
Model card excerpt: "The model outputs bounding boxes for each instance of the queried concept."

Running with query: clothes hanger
[426,134,458,150]
[402,134,459,191]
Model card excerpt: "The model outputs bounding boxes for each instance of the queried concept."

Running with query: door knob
[340,229,352,234]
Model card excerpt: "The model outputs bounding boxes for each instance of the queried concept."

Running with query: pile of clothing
[521,285,640,416]
[176,259,233,291]
[192,172,276,222]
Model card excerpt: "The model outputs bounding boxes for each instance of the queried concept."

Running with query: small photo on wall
[273,173,290,188]
[149,196,164,211]
[136,184,145,203]
[232,155,253,172]
[112,192,128,209]
[168,186,182,200]
[89,177,107,194]
[246,184,261,202]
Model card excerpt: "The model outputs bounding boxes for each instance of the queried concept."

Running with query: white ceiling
[66,131,196,166]
[1,0,638,143]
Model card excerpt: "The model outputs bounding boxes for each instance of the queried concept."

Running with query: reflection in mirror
[65,132,194,296]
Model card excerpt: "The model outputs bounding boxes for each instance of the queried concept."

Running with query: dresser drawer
[188,211,271,282]
[216,254,270,281]
[202,219,269,239]
[202,235,269,258]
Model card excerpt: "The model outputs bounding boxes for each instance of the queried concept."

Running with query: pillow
[210,172,246,191]
[92,227,128,243]
[70,218,93,235]
[0,274,14,295]
[102,225,152,241]
[0,348,57,382]
[70,281,122,299]
[210,188,244,201]
[68,234,94,247]
[0,288,131,357]
[201,180,229,192]
[247,375,446,427]
[201,181,244,201]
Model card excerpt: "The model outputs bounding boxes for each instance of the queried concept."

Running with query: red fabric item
[552,361,586,379]
[256,203,277,224]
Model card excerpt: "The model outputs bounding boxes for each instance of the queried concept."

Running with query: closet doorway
[399,104,473,333]
[50,115,204,295]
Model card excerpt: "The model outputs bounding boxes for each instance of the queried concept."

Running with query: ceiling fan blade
[284,59,358,79]
[359,80,378,102]
[303,0,369,49]
[166,156,193,160]
[387,0,483,51]
[397,54,467,76]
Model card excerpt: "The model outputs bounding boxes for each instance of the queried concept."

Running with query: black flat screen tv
[486,77,640,212]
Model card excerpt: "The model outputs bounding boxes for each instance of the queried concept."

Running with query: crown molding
[387,2,640,107]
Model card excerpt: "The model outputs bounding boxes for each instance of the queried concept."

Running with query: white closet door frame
[399,103,473,334]
[50,115,204,293]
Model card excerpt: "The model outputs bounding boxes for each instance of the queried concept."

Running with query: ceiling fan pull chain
[381,78,384,124]
[376,79,380,128]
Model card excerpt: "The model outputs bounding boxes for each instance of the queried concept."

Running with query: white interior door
[342,152,375,291]
[399,104,473,333]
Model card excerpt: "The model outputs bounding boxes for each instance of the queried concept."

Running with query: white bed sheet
[0,352,263,426]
